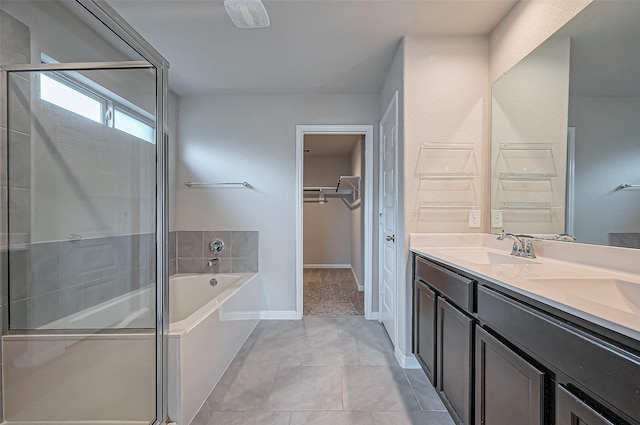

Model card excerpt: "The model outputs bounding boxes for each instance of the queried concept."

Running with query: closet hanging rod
[185,181,252,188]
[616,184,640,190]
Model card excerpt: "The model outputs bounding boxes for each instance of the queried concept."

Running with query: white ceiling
[107,0,517,96]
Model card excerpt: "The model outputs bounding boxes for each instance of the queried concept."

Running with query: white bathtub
[168,273,260,425]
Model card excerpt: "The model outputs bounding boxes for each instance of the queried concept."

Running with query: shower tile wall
[1,9,31,419]
[174,230,258,274]
[8,233,156,329]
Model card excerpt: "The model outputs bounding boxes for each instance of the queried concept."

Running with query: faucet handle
[209,238,225,253]
[524,239,540,258]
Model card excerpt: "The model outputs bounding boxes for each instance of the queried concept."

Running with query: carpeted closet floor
[303,268,364,317]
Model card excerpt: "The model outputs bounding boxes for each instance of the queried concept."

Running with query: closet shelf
[336,176,361,206]
[303,176,360,207]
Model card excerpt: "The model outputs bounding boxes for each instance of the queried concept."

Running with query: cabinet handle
[386,235,395,242]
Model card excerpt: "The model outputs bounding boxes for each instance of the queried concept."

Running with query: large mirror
[491,1,640,248]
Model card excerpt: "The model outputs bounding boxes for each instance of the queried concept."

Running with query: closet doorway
[295,125,374,319]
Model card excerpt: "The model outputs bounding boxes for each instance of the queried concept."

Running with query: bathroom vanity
[411,234,640,425]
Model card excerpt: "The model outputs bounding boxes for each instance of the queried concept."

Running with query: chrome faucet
[207,258,220,268]
[497,232,524,256]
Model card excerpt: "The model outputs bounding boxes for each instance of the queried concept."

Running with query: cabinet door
[437,297,473,425]
[475,326,544,425]
[557,386,616,425]
[415,280,437,385]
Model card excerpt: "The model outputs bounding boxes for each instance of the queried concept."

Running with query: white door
[379,92,398,344]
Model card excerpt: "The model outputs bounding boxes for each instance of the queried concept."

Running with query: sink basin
[524,277,640,314]
[437,250,540,265]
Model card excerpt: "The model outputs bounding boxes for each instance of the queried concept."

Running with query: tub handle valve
[209,238,225,254]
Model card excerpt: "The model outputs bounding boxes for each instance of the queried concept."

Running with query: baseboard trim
[366,311,379,320]
[395,347,421,369]
[259,311,299,320]
[350,266,363,291]
[303,264,351,269]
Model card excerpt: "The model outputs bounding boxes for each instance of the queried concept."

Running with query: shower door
[3,63,164,424]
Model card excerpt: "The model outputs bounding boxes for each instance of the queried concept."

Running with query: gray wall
[177,94,380,314]
[350,138,364,287]
[303,154,352,266]
[569,96,640,245]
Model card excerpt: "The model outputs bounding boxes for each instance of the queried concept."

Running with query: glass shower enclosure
[0,1,169,424]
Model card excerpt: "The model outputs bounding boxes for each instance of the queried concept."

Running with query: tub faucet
[497,232,524,256]
[207,258,220,268]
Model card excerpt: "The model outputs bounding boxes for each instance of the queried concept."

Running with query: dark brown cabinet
[437,297,473,425]
[475,326,544,425]
[415,280,437,384]
[557,386,616,425]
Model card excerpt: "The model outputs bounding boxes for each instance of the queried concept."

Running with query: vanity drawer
[477,285,640,424]
[415,256,474,312]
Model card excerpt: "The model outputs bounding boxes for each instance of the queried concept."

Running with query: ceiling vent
[224,0,270,29]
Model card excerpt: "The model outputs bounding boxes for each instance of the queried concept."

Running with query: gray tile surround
[174,230,258,274]
[191,317,454,425]
[7,233,155,329]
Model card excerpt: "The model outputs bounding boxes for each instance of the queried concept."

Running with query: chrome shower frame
[1,1,170,422]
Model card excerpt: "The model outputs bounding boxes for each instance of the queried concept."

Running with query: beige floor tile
[204,411,292,425]
[290,411,373,425]
[301,337,360,366]
[371,411,456,425]
[338,317,389,340]
[342,366,421,411]
[206,363,280,411]
[356,337,396,366]
[404,369,448,411]
[241,336,305,366]
[266,366,343,410]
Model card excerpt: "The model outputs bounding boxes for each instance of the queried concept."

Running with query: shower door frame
[1,1,170,423]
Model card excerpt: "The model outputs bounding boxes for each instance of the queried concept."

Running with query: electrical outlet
[468,210,481,228]
[491,210,503,228]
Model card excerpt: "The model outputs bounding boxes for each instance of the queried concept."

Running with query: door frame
[378,91,399,341]
[295,124,375,320]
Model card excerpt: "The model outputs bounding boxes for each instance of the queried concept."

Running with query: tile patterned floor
[190,317,455,425]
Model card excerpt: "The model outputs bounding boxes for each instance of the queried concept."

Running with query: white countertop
[410,233,640,343]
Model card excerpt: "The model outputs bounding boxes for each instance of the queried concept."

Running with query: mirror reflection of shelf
[418,143,478,176]
[499,142,553,150]
[496,142,557,178]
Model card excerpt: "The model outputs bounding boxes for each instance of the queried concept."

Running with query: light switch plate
[468,210,481,228]
[491,210,503,228]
